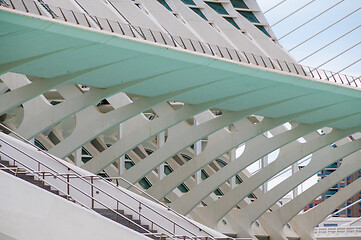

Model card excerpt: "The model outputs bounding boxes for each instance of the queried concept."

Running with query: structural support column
[261,131,269,193]
[230,147,236,189]
[158,131,165,180]
[74,147,82,167]
[292,162,298,198]
[118,123,124,176]
[194,118,202,185]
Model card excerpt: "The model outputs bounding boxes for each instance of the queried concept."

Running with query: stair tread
[1,164,160,237]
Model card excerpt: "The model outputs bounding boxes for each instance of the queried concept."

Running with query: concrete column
[74,147,82,167]
[292,162,298,198]
[118,124,124,176]
[261,131,269,193]
[158,131,165,180]
[230,148,236,189]
[194,118,202,185]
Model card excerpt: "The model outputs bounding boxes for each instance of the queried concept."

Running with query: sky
[256,0,361,77]
[239,0,361,196]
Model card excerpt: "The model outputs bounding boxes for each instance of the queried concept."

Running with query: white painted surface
[0,170,149,240]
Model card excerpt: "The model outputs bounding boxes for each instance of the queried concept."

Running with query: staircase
[0,128,233,240]
[0,159,161,239]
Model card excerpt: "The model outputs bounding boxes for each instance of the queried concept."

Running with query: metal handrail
[314,226,361,236]
[0,148,154,235]
[1,0,360,89]
[0,123,220,239]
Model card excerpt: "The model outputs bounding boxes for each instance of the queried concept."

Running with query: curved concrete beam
[15,68,182,139]
[170,119,339,215]
[262,150,361,240]
[81,91,253,174]
[198,125,361,225]
[233,138,361,237]
[291,165,361,240]
[48,84,204,158]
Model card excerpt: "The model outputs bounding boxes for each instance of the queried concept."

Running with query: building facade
[1,0,361,239]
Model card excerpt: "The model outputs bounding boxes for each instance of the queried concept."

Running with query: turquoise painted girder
[1,9,360,129]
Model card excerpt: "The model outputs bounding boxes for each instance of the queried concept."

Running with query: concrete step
[94,208,158,235]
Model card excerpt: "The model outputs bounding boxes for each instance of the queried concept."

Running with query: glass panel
[164,165,173,175]
[190,7,208,20]
[224,17,240,30]
[35,139,47,151]
[177,183,189,192]
[139,178,152,189]
[201,170,208,180]
[125,161,135,170]
[230,0,248,9]
[206,2,228,15]
[214,188,223,196]
[237,10,259,23]
[157,0,172,11]
[216,159,227,168]
[181,0,196,5]
[256,25,271,37]
[181,154,192,162]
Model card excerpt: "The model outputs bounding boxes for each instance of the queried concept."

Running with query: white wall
[0,132,224,238]
[0,170,149,240]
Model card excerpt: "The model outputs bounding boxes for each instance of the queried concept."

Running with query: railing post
[170,35,177,47]
[224,47,232,60]
[292,63,299,74]
[128,25,136,37]
[42,172,45,188]
[117,22,125,35]
[216,45,224,58]
[159,32,167,45]
[179,36,186,49]
[207,43,215,56]
[337,73,344,84]
[331,72,337,82]
[116,201,119,222]
[138,202,142,221]
[173,222,176,237]
[276,59,283,71]
[323,70,330,81]
[94,16,102,30]
[307,66,315,78]
[344,75,351,85]
[46,4,55,18]
[189,39,196,51]
[106,19,114,32]
[198,41,205,54]
[59,8,67,22]
[284,61,292,72]
[260,56,267,67]
[251,54,258,65]
[21,0,28,12]
[139,27,146,40]
[71,10,79,25]
[67,173,70,200]
[8,0,15,9]
[33,1,42,15]
[234,50,242,62]
[243,51,251,64]
[300,65,307,76]
[268,57,275,69]
[84,13,91,27]
[149,29,156,42]
[90,176,94,209]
